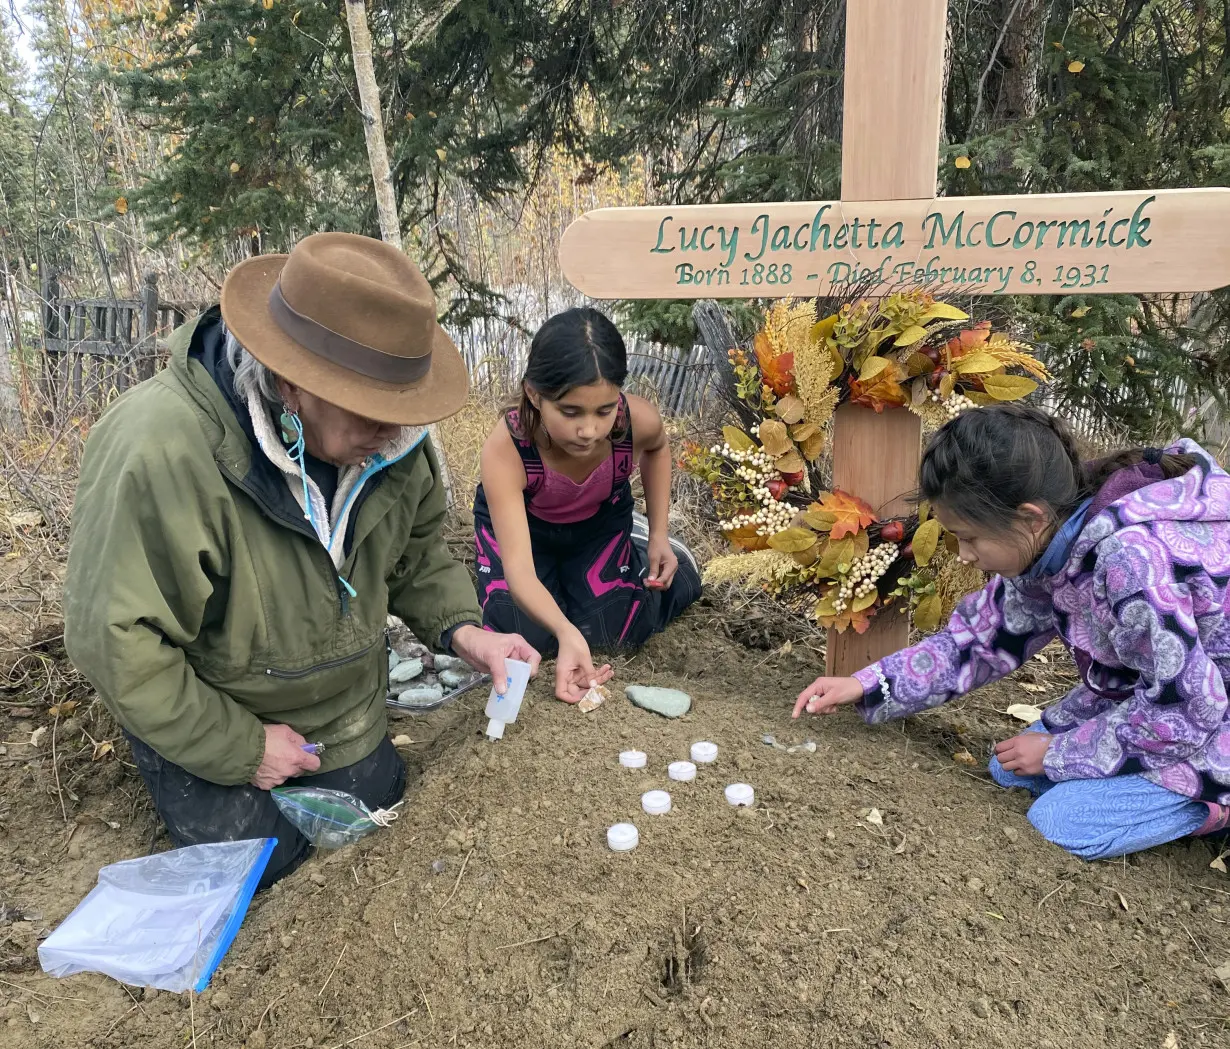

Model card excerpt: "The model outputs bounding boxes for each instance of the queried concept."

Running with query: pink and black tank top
[504,396,636,524]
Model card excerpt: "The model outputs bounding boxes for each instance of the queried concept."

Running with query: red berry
[881,521,905,542]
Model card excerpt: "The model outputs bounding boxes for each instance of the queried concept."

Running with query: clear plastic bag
[38,838,275,993]
[271,786,391,849]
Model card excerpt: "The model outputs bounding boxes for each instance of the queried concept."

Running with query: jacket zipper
[264,641,375,679]
[218,462,362,618]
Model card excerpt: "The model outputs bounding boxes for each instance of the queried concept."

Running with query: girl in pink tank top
[473,308,701,704]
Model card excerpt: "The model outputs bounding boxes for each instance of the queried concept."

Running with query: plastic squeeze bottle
[485,658,533,740]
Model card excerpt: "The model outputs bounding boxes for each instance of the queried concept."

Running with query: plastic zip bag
[271,786,399,849]
[38,838,275,993]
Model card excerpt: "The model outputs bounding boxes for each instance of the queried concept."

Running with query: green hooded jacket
[64,308,482,785]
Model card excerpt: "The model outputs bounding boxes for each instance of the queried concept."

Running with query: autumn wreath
[682,290,1050,634]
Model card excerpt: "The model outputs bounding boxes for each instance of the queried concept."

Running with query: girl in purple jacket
[793,404,1230,860]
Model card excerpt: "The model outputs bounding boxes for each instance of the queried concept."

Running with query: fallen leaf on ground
[5,510,43,530]
[390,734,415,747]
[1018,682,1046,693]
[1006,703,1043,724]
[29,727,46,748]
[952,749,979,767]
[1115,890,1130,912]
[1211,853,1228,874]
[1162,1032,1179,1049]
[865,808,884,827]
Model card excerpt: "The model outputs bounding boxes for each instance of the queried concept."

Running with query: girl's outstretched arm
[845,575,1058,723]
[480,426,612,702]
[628,395,677,588]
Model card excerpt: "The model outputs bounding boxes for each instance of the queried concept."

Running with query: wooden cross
[558,0,1230,676]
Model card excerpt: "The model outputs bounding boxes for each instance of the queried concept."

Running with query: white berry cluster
[712,439,796,536]
[832,543,899,614]
[928,389,978,420]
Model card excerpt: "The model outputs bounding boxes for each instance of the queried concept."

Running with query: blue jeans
[989,724,1207,860]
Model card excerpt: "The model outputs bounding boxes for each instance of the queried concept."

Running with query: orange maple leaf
[943,321,992,360]
[846,359,908,412]
[754,331,796,396]
[816,489,878,540]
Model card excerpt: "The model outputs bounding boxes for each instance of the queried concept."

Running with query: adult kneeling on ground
[64,233,539,888]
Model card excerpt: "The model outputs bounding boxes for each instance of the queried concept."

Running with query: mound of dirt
[1,602,1228,1049]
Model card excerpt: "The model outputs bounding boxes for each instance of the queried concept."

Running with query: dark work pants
[125,732,406,891]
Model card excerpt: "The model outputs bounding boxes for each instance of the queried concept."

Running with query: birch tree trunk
[344,0,456,502]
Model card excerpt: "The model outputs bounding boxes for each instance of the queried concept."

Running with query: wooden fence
[39,281,720,419]
[40,271,208,412]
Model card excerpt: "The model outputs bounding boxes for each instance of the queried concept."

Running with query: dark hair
[510,307,629,444]
[919,403,1198,543]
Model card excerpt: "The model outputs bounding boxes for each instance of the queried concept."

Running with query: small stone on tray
[392,684,444,708]
[389,658,424,683]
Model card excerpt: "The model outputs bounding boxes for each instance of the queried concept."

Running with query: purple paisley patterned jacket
[853,440,1230,812]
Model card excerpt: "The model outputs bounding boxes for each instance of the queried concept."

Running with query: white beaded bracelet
[873,664,891,702]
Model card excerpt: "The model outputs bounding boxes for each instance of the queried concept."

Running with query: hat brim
[219,254,469,427]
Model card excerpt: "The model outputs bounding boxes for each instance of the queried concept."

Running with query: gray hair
[225,329,283,408]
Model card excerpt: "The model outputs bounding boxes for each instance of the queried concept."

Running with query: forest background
[2,0,1230,445]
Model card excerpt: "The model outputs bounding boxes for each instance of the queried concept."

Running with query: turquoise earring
[279,406,301,445]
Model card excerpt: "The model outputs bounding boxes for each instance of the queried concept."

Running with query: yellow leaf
[939,372,957,399]
[435,148,447,162]
[718,423,757,452]
[980,374,1040,401]
[852,590,877,613]
[405,112,415,121]
[801,510,835,531]
[800,431,825,462]
[791,543,820,567]
[954,156,971,170]
[906,352,935,377]
[774,394,805,424]
[768,527,820,554]
[1068,60,1085,73]
[817,537,856,576]
[247,35,258,46]
[814,593,838,619]
[914,593,942,632]
[722,426,756,454]
[858,355,892,382]
[757,419,792,457]
[229,161,240,173]
[919,302,970,322]
[263,0,274,7]
[811,314,838,341]
[851,529,870,560]
[789,421,818,441]
[1070,306,1090,318]
[893,324,929,347]
[911,518,941,567]
[775,450,804,475]
[953,352,1002,374]
[916,500,930,524]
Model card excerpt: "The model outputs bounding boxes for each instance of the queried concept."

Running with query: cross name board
[559,188,1230,299]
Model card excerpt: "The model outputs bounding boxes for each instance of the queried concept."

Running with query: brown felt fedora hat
[220,232,468,426]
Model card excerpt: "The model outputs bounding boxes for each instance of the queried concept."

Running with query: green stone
[625,685,692,719]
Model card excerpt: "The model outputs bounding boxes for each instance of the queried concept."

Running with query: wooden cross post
[558,0,1230,677]
[827,0,946,676]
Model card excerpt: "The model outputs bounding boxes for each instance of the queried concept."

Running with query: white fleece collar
[243,387,426,568]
